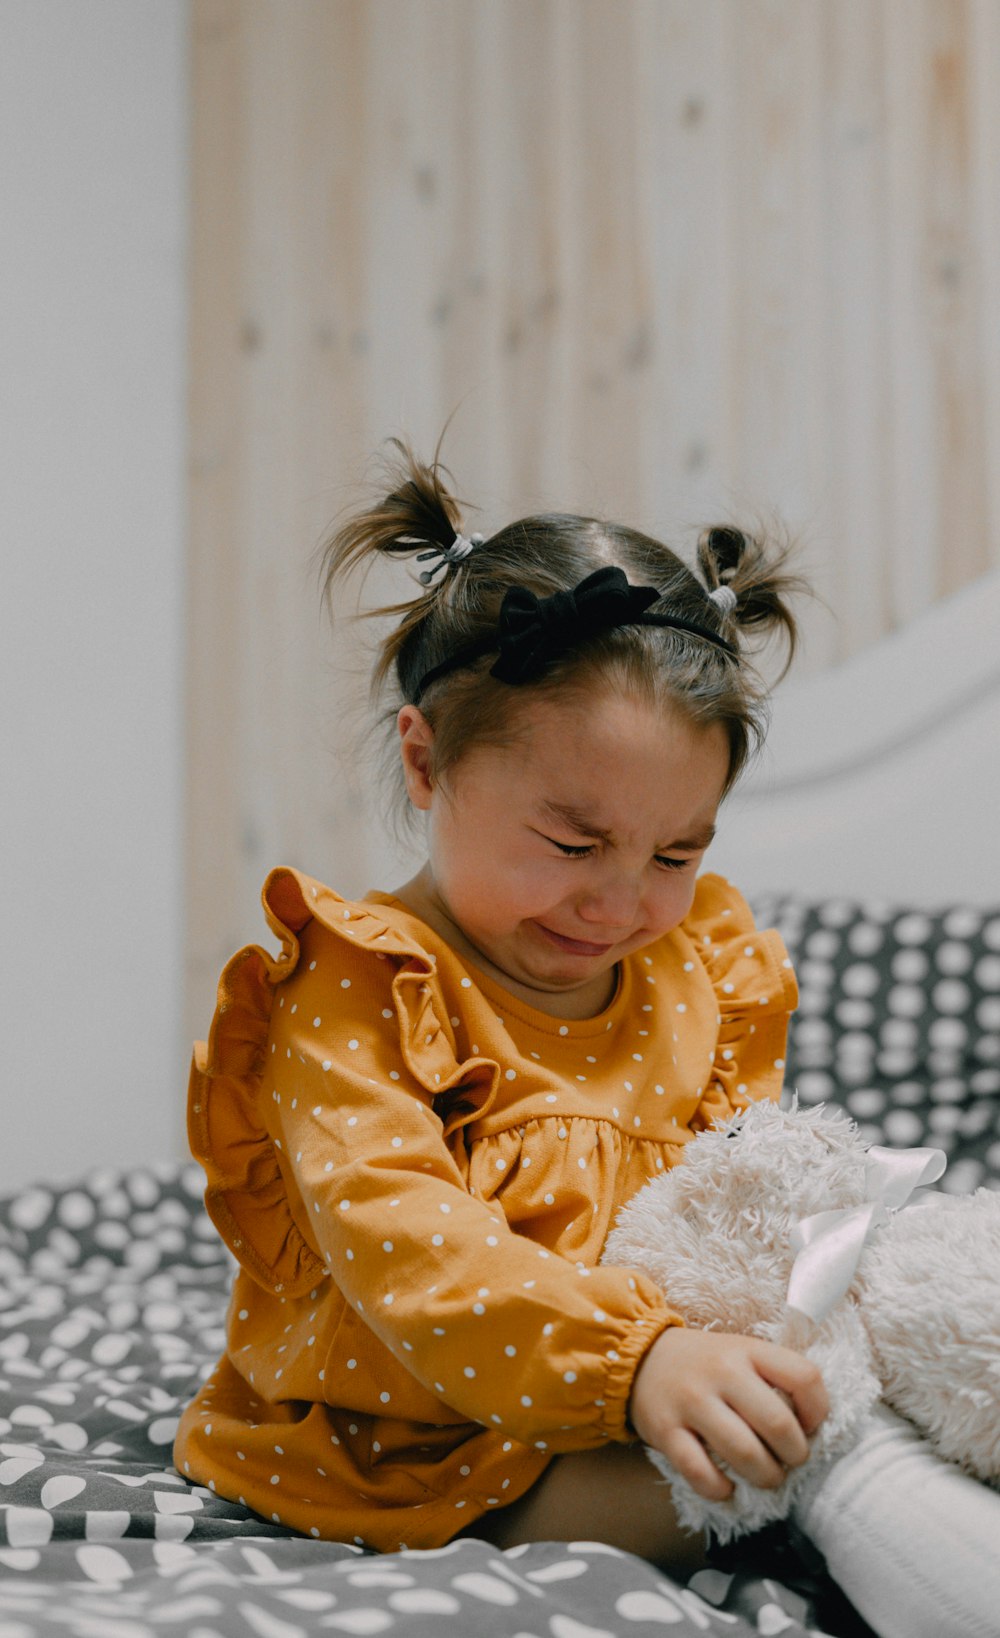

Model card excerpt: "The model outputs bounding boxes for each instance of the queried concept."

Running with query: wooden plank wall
[186,0,1000,1041]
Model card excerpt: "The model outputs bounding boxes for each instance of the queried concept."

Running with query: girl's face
[397,689,731,1019]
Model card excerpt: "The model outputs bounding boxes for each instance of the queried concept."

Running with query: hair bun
[695,521,808,681]
[698,525,748,582]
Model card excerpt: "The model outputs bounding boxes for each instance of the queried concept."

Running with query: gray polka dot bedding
[758,895,1000,1188]
[2,899,996,1637]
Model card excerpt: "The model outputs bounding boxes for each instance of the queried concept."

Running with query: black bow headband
[412,565,737,703]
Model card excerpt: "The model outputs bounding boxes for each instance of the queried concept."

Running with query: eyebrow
[539,800,716,853]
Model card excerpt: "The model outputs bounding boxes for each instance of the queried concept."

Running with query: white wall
[0,2,189,1191]
[709,570,1000,910]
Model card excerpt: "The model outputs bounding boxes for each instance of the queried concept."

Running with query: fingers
[723,1380,811,1472]
[628,1328,830,1504]
[699,1399,796,1490]
[662,1401,788,1500]
[660,1427,734,1503]
[753,1342,830,1438]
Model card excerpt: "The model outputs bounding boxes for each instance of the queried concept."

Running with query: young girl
[176,446,1000,1636]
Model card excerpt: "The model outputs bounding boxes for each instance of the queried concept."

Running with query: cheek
[648,871,699,931]
[485,855,571,924]
[441,836,543,911]
[505,858,565,909]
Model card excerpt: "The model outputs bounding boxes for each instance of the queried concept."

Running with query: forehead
[490,690,729,831]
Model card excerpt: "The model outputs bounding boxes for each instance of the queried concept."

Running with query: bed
[3,574,998,1637]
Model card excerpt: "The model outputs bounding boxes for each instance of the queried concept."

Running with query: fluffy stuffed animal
[602,1099,1000,1542]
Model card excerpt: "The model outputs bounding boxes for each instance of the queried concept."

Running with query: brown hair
[321,439,807,825]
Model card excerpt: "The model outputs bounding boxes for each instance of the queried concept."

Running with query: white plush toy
[602,1099,1000,1543]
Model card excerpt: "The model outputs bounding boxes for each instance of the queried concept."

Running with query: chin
[535,949,617,986]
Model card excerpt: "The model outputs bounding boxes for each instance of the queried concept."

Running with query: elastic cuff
[597,1306,684,1443]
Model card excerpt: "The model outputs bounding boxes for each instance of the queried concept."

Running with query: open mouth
[534,924,614,958]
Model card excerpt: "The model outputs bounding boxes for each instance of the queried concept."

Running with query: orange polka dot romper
[174,868,797,1550]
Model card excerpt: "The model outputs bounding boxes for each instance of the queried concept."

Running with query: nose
[576,869,642,930]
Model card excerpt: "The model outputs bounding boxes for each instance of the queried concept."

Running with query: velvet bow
[489,566,661,685]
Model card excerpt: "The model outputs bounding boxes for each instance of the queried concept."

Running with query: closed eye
[547,836,695,871]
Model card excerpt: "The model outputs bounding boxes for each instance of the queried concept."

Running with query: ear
[397,705,435,811]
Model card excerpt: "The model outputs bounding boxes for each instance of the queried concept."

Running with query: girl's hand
[629,1327,829,1501]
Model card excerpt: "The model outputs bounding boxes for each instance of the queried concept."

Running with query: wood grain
[185,0,1000,1040]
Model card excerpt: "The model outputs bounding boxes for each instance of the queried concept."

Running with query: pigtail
[696,524,808,679]
[319,436,473,700]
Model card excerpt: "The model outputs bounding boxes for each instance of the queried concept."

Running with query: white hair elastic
[709,584,738,614]
[415,531,484,586]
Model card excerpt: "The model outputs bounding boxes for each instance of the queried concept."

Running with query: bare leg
[460,1441,709,1577]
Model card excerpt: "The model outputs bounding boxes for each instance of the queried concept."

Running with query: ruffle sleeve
[681,873,799,1132]
[187,936,325,1300]
[188,867,502,1301]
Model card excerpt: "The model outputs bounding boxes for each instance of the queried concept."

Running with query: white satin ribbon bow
[786,1144,947,1323]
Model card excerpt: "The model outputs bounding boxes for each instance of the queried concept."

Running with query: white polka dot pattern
[182,867,804,1554]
